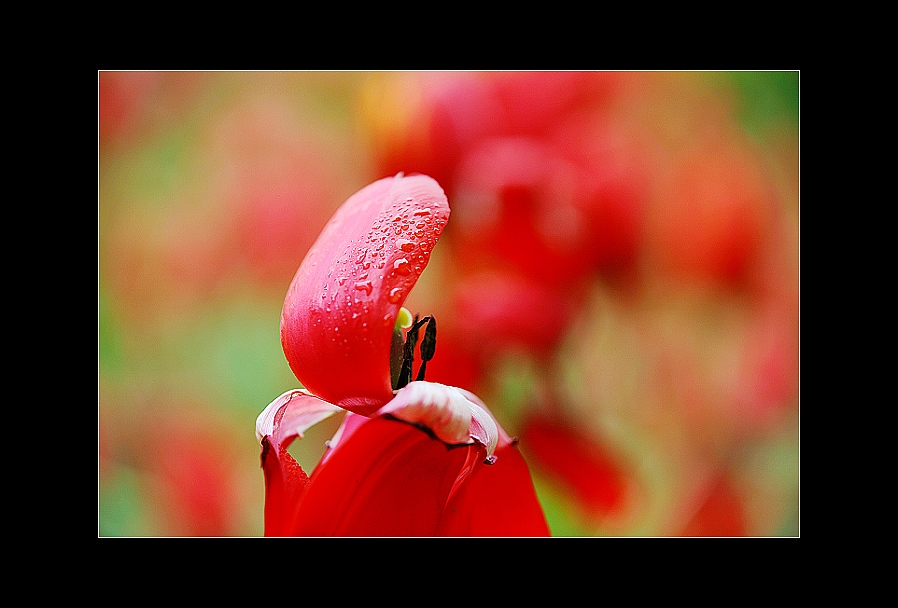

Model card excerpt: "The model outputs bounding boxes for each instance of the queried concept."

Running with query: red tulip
[260,173,549,536]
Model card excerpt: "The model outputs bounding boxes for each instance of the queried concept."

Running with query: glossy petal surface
[281,174,450,415]
[293,416,477,536]
[437,439,550,536]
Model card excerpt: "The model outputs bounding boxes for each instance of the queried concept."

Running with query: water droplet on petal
[397,238,415,252]
[354,280,373,296]
[388,287,404,303]
[393,258,411,275]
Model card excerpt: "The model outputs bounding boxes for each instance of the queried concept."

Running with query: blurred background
[98,71,799,537]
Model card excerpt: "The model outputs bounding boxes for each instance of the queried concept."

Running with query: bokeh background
[98,71,799,537]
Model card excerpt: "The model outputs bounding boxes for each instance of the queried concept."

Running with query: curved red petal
[256,389,342,448]
[437,439,550,536]
[281,174,450,416]
[290,416,476,536]
[260,436,311,537]
[257,390,342,536]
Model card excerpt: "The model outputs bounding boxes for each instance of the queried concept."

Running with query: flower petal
[256,389,342,447]
[292,415,479,536]
[256,390,342,536]
[280,174,450,416]
[437,438,551,536]
[436,389,550,536]
[289,384,547,536]
[378,381,497,457]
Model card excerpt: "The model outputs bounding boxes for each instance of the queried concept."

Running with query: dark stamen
[415,315,437,382]
[395,315,417,390]
[394,314,437,390]
[390,327,405,390]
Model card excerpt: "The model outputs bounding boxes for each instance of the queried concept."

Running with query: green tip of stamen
[395,307,413,331]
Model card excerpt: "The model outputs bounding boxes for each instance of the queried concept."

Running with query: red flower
[258,173,549,536]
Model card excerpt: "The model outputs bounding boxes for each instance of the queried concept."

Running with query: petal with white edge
[378,381,499,458]
[256,389,343,447]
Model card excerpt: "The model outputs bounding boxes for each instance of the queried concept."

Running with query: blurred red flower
[139,409,244,536]
[648,133,777,289]
[520,412,631,523]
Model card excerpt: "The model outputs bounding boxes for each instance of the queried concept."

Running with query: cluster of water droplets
[314,198,446,346]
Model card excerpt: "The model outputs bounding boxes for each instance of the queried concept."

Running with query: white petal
[379,381,499,457]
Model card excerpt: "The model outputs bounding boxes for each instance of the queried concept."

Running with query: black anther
[395,314,437,389]
[415,315,437,382]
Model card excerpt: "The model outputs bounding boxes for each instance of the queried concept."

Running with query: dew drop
[354,280,373,296]
[388,287,404,303]
[397,238,415,252]
[413,208,431,216]
[393,258,411,275]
